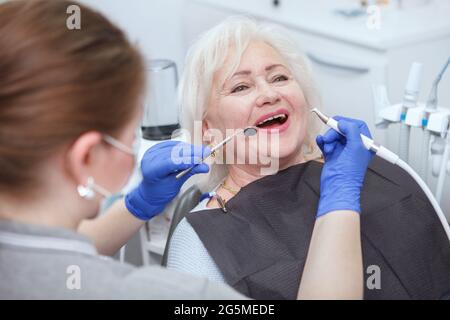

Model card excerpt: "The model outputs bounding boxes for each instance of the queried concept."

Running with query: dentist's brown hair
[0,0,145,194]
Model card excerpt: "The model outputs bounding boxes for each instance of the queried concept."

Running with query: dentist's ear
[65,131,103,187]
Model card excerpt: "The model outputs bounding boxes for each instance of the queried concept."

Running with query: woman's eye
[231,85,249,93]
[273,75,289,82]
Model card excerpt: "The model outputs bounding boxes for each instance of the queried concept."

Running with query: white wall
[80,0,186,70]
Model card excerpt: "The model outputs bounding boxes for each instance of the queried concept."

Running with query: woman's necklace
[211,180,241,213]
[220,180,239,195]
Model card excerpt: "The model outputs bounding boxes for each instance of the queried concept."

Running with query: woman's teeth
[256,114,288,128]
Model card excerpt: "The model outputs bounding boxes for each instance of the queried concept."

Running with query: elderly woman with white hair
[167,17,450,300]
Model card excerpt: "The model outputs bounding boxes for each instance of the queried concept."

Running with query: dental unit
[376,62,423,165]
[398,62,422,163]
[408,58,450,182]
[311,108,450,242]
[429,109,450,204]
[376,58,450,200]
[435,128,450,204]
[175,126,258,179]
[423,58,450,193]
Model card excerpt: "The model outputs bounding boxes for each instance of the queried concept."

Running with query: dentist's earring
[77,176,95,200]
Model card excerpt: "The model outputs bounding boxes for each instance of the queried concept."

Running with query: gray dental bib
[186,158,450,300]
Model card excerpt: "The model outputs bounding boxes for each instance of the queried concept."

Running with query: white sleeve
[167,218,227,284]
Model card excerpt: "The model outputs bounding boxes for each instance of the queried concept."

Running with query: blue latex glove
[125,141,210,221]
[315,117,374,217]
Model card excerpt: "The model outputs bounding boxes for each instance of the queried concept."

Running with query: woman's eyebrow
[231,64,288,78]
[227,64,289,84]
[231,70,251,78]
[266,64,287,71]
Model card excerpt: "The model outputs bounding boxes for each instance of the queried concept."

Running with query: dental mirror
[243,126,258,137]
[175,126,258,179]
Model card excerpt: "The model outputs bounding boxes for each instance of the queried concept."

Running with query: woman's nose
[255,83,281,107]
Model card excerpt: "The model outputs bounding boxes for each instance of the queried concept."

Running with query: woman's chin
[239,141,304,170]
[271,138,302,155]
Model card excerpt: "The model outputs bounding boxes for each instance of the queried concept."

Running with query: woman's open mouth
[254,109,290,133]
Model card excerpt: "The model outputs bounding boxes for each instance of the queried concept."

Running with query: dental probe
[175,127,258,179]
[311,108,450,242]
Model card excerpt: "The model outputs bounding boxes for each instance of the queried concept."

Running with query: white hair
[179,16,321,191]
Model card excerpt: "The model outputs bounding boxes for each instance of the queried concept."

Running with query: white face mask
[102,126,142,194]
[78,128,142,202]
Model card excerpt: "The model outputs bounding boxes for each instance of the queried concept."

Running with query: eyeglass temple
[103,135,134,155]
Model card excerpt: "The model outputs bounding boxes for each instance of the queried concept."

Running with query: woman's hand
[315,117,374,217]
[125,141,210,221]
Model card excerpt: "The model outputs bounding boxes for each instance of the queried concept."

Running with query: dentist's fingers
[323,141,338,155]
[334,116,372,139]
[141,141,211,179]
[316,135,339,157]
[170,143,211,160]
[316,135,324,152]
[177,163,210,184]
[337,120,367,146]
[321,127,345,144]
[159,156,207,176]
